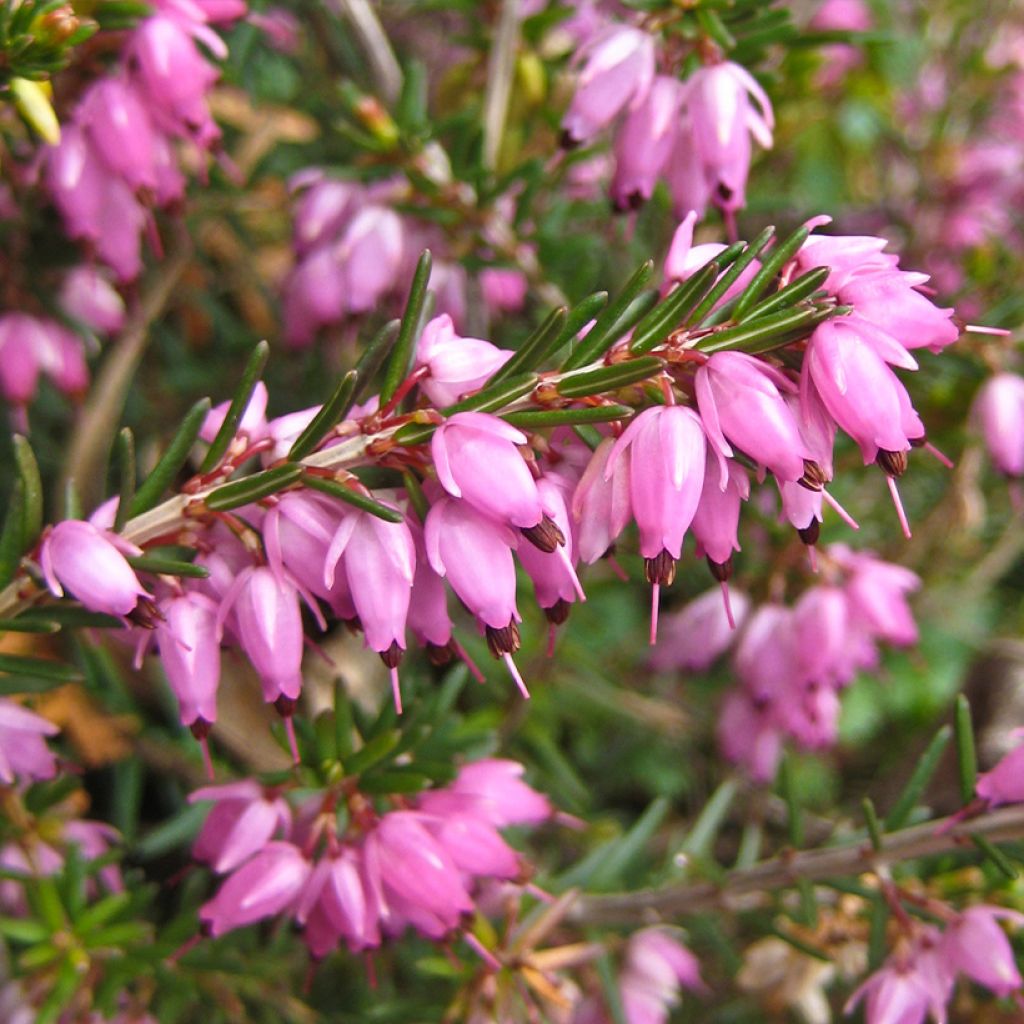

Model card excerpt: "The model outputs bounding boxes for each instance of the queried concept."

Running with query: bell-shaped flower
[516,475,585,618]
[419,810,521,880]
[667,114,714,219]
[432,412,548,533]
[338,205,405,314]
[792,586,856,688]
[156,590,222,729]
[621,927,708,1013]
[414,314,513,407]
[692,448,749,568]
[973,372,1024,477]
[447,758,552,827]
[406,518,454,657]
[839,548,920,647]
[424,496,520,637]
[976,734,1024,807]
[40,520,150,617]
[79,77,160,191]
[696,351,810,487]
[794,231,895,292]
[282,245,347,348]
[717,690,784,783]
[941,905,1024,997]
[803,316,923,465]
[191,780,292,874]
[649,586,750,673]
[297,847,380,953]
[0,314,45,408]
[665,209,760,299]
[59,266,125,335]
[199,841,310,937]
[363,811,474,939]
[479,267,528,314]
[0,699,59,784]
[572,435,632,564]
[292,177,359,255]
[561,26,656,146]
[735,604,797,701]
[611,75,684,210]
[220,566,304,704]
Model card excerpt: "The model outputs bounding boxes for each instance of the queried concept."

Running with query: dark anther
[798,459,827,491]
[876,449,908,477]
[644,549,677,587]
[706,555,732,582]
[274,695,297,718]
[559,128,581,150]
[190,718,212,741]
[379,640,403,669]
[798,520,821,546]
[522,514,565,553]
[485,621,521,658]
[426,641,456,667]
[544,598,571,625]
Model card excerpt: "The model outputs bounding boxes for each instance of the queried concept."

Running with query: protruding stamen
[797,520,820,547]
[720,579,736,630]
[199,735,214,781]
[606,553,629,581]
[650,583,661,646]
[556,544,587,602]
[462,930,502,972]
[876,448,908,477]
[964,323,1011,336]
[799,459,828,491]
[486,621,521,657]
[521,515,565,553]
[807,544,819,573]
[821,488,860,530]
[502,653,530,699]
[886,474,912,538]
[923,441,954,469]
[706,555,731,582]
[644,549,676,586]
[389,666,403,716]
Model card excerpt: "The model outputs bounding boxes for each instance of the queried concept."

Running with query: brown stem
[570,802,1024,925]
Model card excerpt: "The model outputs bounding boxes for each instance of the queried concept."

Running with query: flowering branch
[571,803,1024,925]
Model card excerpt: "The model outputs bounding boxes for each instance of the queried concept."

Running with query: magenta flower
[717,690,784,783]
[941,905,1024,997]
[691,451,748,600]
[696,351,810,486]
[418,809,521,880]
[619,927,707,1023]
[200,841,310,937]
[976,735,1024,807]
[839,548,921,647]
[792,585,857,688]
[282,245,347,348]
[406,518,455,656]
[0,700,59,785]
[414,314,513,407]
[0,314,45,409]
[191,780,292,874]
[363,811,474,939]
[200,380,269,445]
[221,566,304,705]
[561,26,656,146]
[79,77,159,190]
[291,176,359,255]
[973,372,1024,477]
[59,266,125,335]
[156,590,222,731]
[297,847,380,954]
[803,316,924,465]
[611,75,684,210]
[40,520,150,617]
[572,436,632,564]
[479,267,528,314]
[664,210,760,298]
[447,758,552,827]
[432,412,552,539]
[607,405,706,640]
[648,586,750,673]
[338,205,405,313]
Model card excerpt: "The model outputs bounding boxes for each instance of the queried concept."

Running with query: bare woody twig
[325,0,403,105]
[571,802,1024,925]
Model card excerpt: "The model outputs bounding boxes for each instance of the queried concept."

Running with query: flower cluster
[573,927,706,1024]
[652,544,921,780]
[561,21,774,224]
[0,266,125,426]
[43,0,245,282]
[847,905,1024,1024]
[282,171,529,347]
[192,758,551,956]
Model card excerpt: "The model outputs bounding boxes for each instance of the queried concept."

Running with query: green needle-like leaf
[561,260,655,370]
[112,428,135,533]
[125,555,209,579]
[688,225,775,326]
[0,653,84,685]
[737,265,831,323]
[955,694,977,805]
[630,261,720,354]
[380,250,433,405]
[128,397,211,517]
[287,370,359,461]
[884,724,951,831]
[731,224,812,320]
[203,464,302,512]
[486,306,567,386]
[301,475,404,523]
[353,319,402,404]
[12,434,42,551]
[0,480,25,588]
[199,340,270,473]
[557,356,663,398]
[502,404,632,428]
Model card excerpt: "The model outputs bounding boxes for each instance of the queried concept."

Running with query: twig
[58,224,192,514]
[325,0,402,105]
[570,802,1024,925]
[482,0,522,172]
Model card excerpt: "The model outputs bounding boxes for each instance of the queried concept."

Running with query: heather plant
[2,2,1024,1023]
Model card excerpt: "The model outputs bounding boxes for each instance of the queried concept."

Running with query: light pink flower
[415,314,513,407]
[191,780,292,874]
[973,372,1024,477]
[0,700,59,784]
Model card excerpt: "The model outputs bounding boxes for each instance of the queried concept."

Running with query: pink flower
[611,75,684,210]
[221,566,304,704]
[973,372,1024,477]
[79,77,160,190]
[696,351,809,486]
[291,176,359,255]
[649,586,750,673]
[803,316,924,465]
[447,758,552,827]
[156,590,222,730]
[200,841,310,937]
[282,245,346,348]
[561,26,656,146]
[844,954,950,1024]
[200,380,269,445]
[297,847,380,954]
[339,206,405,313]
[191,780,292,874]
[618,927,707,1023]
[664,210,760,298]
[432,412,550,535]
[691,449,748,572]
[479,267,528,314]
[0,313,45,407]
[976,736,1024,807]
[572,436,632,565]
[415,315,513,407]
[40,520,150,617]
[0,700,59,784]
[59,266,125,335]
[941,905,1024,997]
